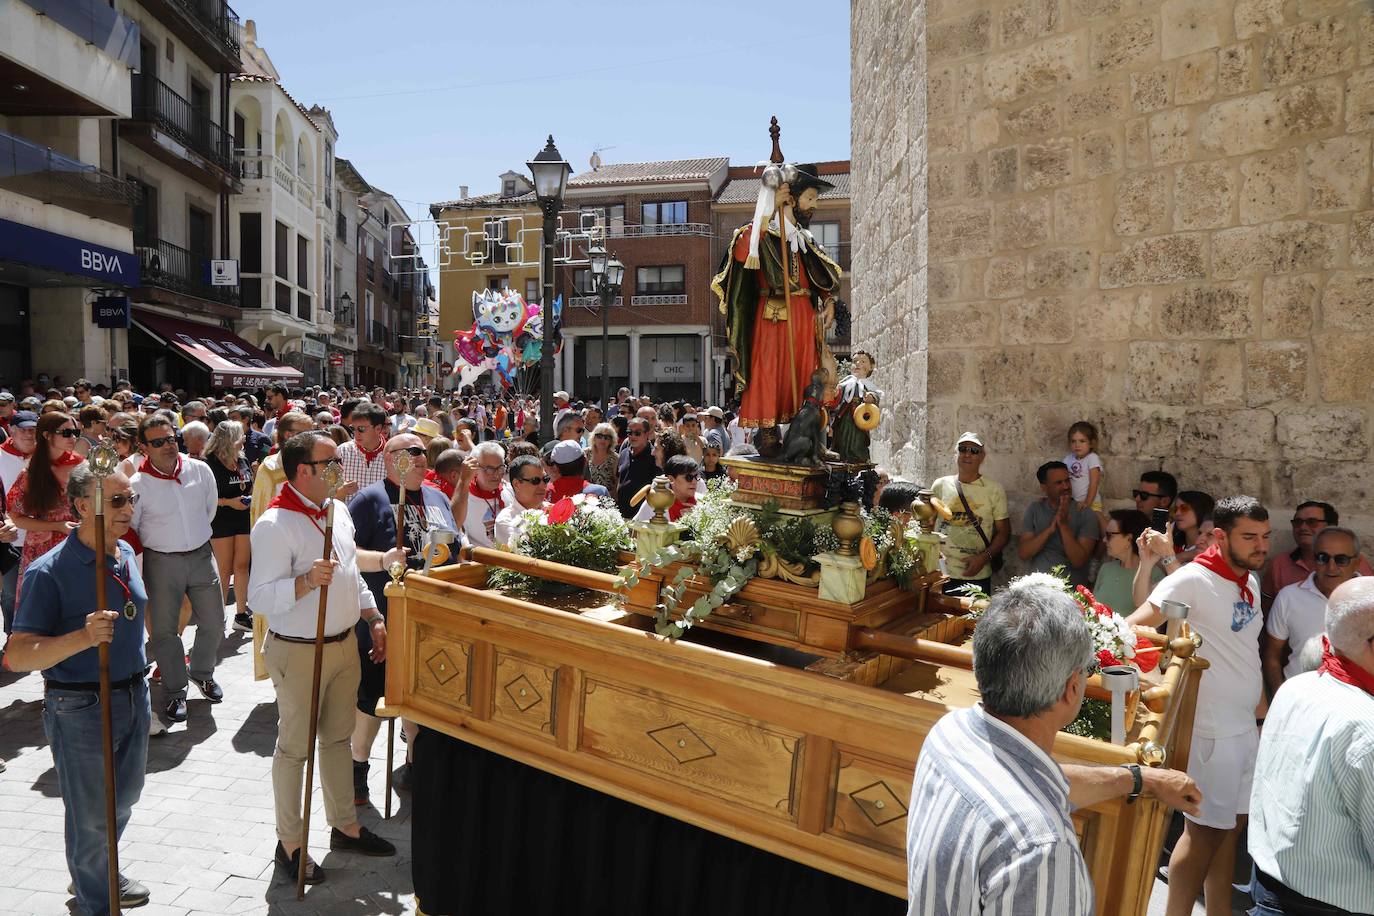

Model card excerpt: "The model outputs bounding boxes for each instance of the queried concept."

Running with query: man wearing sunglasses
[1263,526,1364,698]
[337,403,390,497]
[1260,500,1373,613]
[616,418,657,519]
[495,455,550,548]
[347,432,457,804]
[931,432,1010,595]
[129,414,225,724]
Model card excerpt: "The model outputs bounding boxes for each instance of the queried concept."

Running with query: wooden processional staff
[297,461,342,899]
[89,442,123,915]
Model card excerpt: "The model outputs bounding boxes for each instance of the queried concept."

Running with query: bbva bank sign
[0,217,139,286]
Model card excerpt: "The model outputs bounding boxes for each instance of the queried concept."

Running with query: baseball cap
[553,390,570,402]
[703,406,724,420]
[12,411,38,429]
[550,440,583,463]
[956,431,984,448]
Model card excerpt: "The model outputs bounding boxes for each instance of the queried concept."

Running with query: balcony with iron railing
[0,129,139,226]
[130,75,234,175]
[136,237,238,306]
[629,293,689,306]
[134,0,240,70]
[367,320,390,350]
[610,222,712,239]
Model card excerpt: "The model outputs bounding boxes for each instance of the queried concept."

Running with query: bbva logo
[81,248,123,274]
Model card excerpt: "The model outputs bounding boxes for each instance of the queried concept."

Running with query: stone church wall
[852,0,1374,545]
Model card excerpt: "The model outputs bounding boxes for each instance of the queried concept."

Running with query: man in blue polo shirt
[4,464,152,915]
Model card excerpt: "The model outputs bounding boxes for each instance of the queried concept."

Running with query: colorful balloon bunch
[453,288,563,388]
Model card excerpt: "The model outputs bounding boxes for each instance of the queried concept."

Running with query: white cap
[956,431,984,448]
[550,440,583,463]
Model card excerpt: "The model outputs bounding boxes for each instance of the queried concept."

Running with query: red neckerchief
[424,469,455,499]
[469,479,505,514]
[267,484,330,537]
[1318,635,1374,696]
[358,441,385,465]
[668,498,696,522]
[1193,543,1255,608]
[275,403,289,421]
[547,475,584,503]
[138,455,182,483]
[51,450,84,468]
[1,440,28,459]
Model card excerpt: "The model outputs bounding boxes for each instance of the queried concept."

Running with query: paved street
[0,615,416,916]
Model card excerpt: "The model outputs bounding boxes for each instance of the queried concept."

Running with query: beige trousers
[263,629,360,844]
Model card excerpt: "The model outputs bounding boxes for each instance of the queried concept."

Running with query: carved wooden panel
[413,623,472,711]
[830,750,911,856]
[491,649,557,741]
[579,677,800,820]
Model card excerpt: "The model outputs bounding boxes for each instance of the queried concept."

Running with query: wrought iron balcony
[130,75,234,174]
[612,222,712,239]
[136,237,238,306]
[0,129,139,226]
[367,320,390,349]
[133,0,239,70]
[629,293,688,306]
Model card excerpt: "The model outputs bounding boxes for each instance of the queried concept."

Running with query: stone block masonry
[852,0,1374,555]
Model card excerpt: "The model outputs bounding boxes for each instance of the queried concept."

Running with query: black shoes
[329,825,396,857]
[275,841,325,884]
[191,677,223,703]
[392,762,412,793]
[164,696,187,722]
[232,612,253,632]
[353,760,369,806]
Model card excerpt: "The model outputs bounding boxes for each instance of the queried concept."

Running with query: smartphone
[1151,507,1170,533]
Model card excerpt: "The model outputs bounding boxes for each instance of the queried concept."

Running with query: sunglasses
[55,428,79,439]
[107,493,140,509]
[389,446,426,458]
[1132,489,1165,500]
[594,433,613,441]
[682,473,699,482]
[143,435,175,449]
[1292,517,1327,528]
[1315,552,1356,567]
[301,457,343,469]
[956,445,982,455]
[518,475,551,485]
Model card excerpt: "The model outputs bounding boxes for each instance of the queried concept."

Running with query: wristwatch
[1160,555,1179,569]
[1119,764,1142,804]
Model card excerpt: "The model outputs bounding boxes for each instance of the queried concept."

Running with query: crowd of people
[0,374,1367,915]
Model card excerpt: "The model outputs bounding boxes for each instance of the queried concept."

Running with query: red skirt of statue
[738,293,817,428]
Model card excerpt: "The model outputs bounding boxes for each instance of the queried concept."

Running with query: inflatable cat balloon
[473,288,528,341]
[517,295,563,363]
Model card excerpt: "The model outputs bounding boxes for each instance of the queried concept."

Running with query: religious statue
[713,117,843,459]
[830,350,881,464]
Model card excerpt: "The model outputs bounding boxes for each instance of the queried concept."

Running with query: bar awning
[133,309,304,389]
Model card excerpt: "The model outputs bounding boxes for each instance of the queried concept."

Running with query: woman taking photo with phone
[206,420,253,632]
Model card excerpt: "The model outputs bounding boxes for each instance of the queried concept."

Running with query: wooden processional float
[378,459,1207,916]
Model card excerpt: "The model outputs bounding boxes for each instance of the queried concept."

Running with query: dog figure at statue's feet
[778,371,828,467]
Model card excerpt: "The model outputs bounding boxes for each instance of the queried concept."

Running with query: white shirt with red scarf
[129,455,217,552]
[0,440,31,548]
[462,481,505,549]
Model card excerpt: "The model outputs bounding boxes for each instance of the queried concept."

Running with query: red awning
[132,309,304,389]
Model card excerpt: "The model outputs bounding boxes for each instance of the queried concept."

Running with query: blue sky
[232,0,851,221]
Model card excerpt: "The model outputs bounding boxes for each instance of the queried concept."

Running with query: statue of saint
[713,122,843,457]
[831,350,881,464]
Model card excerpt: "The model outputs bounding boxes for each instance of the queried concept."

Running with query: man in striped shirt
[906,576,1201,916]
[1248,576,1374,915]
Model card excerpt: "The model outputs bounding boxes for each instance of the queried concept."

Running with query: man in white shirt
[452,441,508,548]
[130,414,225,724]
[1128,495,1269,916]
[1249,576,1374,914]
[337,403,390,497]
[248,431,406,884]
[1262,525,1362,698]
[494,455,547,548]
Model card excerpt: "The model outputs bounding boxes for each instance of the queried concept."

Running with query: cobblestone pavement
[0,615,416,916]
[0,609,1244,915]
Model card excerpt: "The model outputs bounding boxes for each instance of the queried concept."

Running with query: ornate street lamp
[528,135,572,441]
[588,244,623,408]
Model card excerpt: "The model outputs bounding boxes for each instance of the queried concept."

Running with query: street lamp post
[587,244,624,410]
[527,135,572,443]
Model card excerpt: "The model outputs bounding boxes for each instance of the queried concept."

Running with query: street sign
[209,259,239,286]
[329,353,345,367]
[91,295,131,329]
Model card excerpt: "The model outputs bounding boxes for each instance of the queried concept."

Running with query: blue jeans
[43,679,150,916]
[1250,866,1356,915]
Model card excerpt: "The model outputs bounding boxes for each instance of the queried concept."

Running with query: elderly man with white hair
[905,575,1200,916]
[1247,576,1374,915]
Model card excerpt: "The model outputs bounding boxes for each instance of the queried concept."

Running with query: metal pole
[599,279,610,410]
[538,203,557,442]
